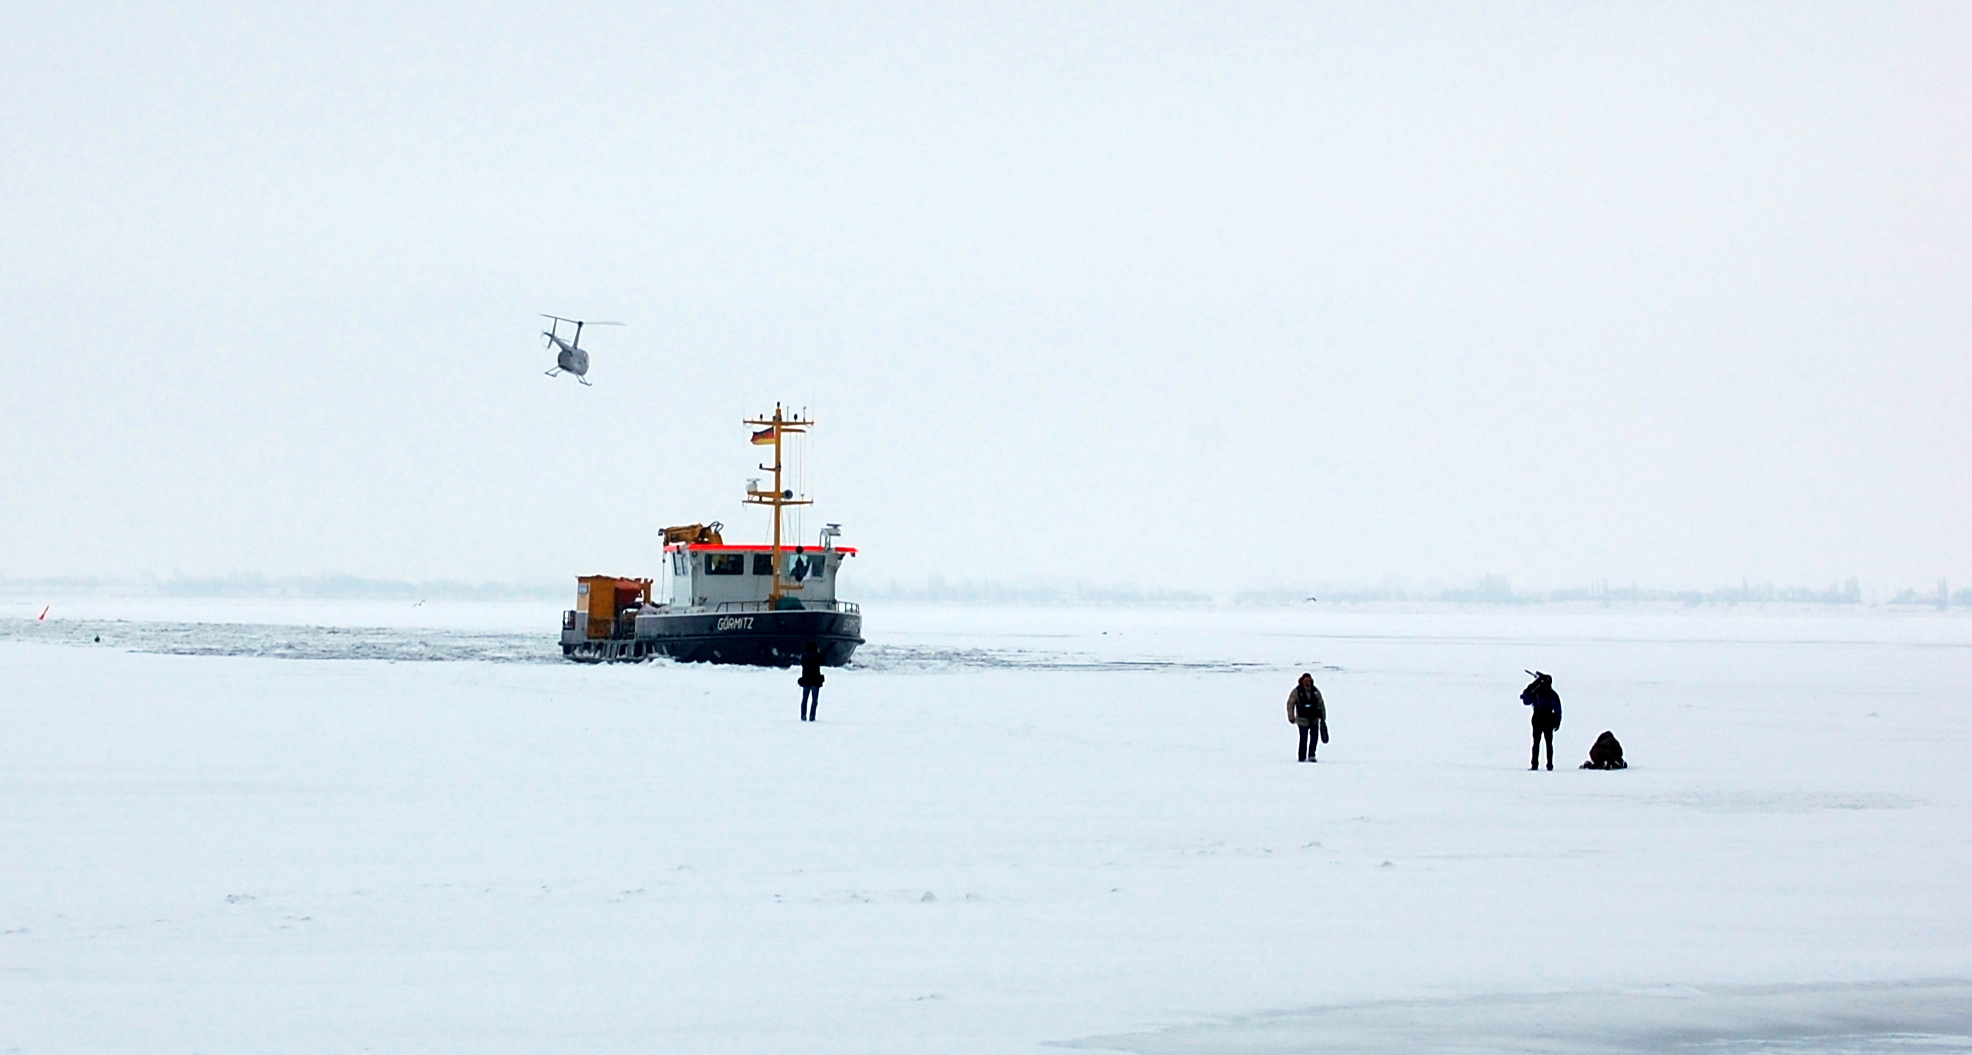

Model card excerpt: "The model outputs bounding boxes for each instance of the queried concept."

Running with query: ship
[559,405,864,666]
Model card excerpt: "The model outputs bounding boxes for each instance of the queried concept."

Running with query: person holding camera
[1522,671,1562,770]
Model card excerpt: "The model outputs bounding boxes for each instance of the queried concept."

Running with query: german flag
[751,427,777,445]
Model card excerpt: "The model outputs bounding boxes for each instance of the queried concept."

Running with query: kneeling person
[1581,730,1627,770]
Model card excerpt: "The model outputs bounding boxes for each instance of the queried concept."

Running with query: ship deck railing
[710,600,860,615]
[565,610,643,641]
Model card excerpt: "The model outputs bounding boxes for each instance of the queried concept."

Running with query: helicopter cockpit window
[706,554,745,576]
[752,553,775,576]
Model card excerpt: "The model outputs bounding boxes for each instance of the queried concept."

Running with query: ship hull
[561,609,863,667]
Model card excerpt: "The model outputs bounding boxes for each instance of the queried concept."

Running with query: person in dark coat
[1581,730,1627,769]
[798,643,825,721]
[1521,671,1561,770]
[1285,673,1327,762]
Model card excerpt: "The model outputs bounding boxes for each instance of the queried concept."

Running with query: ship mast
[742,403,813,604]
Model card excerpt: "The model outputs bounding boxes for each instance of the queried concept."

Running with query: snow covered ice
[3,601,1969,1053]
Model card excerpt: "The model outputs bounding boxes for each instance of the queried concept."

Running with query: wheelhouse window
[706,554,745,575]
[787,553,826,581]
[752,553,775,576]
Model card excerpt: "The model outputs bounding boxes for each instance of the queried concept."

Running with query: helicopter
[540,314,624,385]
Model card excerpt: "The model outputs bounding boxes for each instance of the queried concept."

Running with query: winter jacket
[798,654,825,689]
[1286,684,1326,727]
[1522,677,1561,729]
[1583,730,1626,769]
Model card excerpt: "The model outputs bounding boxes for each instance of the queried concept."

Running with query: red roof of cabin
[665,544,857,555]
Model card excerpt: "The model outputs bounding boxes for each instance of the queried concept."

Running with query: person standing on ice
[1522,671,1561,770]
[798,643,825,722]
[1286,673,1327,763]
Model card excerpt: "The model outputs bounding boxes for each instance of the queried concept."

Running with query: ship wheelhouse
[661,542,859,614]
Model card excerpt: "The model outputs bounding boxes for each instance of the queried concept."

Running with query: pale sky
[3,2,1967,596]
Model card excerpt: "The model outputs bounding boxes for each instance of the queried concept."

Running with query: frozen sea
[2,599,1969,1053]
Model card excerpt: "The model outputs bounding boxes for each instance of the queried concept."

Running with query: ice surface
[2,603,1968,1053]
[1063,981,1972,1053]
